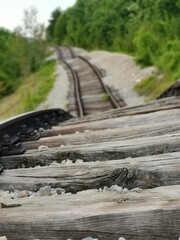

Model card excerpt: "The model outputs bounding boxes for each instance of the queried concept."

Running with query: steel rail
[0,109,72,156]
[66,46,76,59]
[56,46,75,60]
[55,46,63,61]
[63,61,85,118]
[78,56,121,109]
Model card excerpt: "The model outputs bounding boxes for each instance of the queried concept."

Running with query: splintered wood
[0,97,180,240]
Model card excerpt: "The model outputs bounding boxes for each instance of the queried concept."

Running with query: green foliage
[101,93,109,101]
[0,60,56,120]
[46,8,62,41]
[134,75,160,97]
[0,7,47,99]
[21,60,56,112]
[48,0,179,95]
[156,40,180,80]
[134,75,173,101]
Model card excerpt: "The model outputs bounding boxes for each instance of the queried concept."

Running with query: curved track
[56,46,75,60]
[63,53,126,117]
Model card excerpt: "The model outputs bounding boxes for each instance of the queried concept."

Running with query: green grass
[0,60,56,120]
[101,93,109,101]
[134,74,174,102]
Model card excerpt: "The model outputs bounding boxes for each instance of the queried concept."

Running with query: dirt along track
[0,47,180,240]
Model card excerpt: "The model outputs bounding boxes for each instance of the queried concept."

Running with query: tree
[13,6,46,74]
[46,7,62,41]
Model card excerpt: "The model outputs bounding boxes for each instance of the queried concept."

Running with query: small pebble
[75,159,84,164]
[103,186,110,192]
[0,237,8,240]
[123,188,129,194]
[18,190,29,198]
[0,190,11,201]
[50,161,60,166]
[60,144,65,148]
[38,186,51,196]
[110,185,123,192]
[56,188,66,195]
[11,190,20,199]
[119,238,126,240]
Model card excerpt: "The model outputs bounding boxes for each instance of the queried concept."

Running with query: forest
[47,0,180,91]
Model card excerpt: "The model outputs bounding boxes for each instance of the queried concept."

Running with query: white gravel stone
[103,186,110,192]
[75,131,80,134]
[119,238,126,240]
[50,161,61,166]
[0,237,8,240]
[18,190,29,198]
[65,159,74,165]
[75,159,84,164]
[110,185,123,192]
[0,190,11,201]
[123,188,129,194]
[38,186,51,196]
[11,190,20,199]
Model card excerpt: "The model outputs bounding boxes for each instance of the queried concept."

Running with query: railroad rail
[63,61,85,117]
[56,46,75,60]
[78,56,121,109]
[0,109,73,156]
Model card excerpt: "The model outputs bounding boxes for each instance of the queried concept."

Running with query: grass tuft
[134,74,174,102]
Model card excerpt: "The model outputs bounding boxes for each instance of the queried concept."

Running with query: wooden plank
[41,108,180,137]
[24,120,180,150]
[0,185,180,240]
[1,133,180,169]
[1,152,180,192]
[63,96,180,125]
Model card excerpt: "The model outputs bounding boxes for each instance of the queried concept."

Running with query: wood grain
[1,132,180,169]
[0,185,180,240]
[0,152,180,192]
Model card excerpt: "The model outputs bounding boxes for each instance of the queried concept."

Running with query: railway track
[56,46,75,60]
[63,54,126,117]
[0,47,180,240]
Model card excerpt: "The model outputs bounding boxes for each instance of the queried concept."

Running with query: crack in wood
[109,168,128,184]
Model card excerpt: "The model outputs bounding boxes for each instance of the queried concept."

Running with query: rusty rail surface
[63,61,85,117]
[78,56,121,109]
